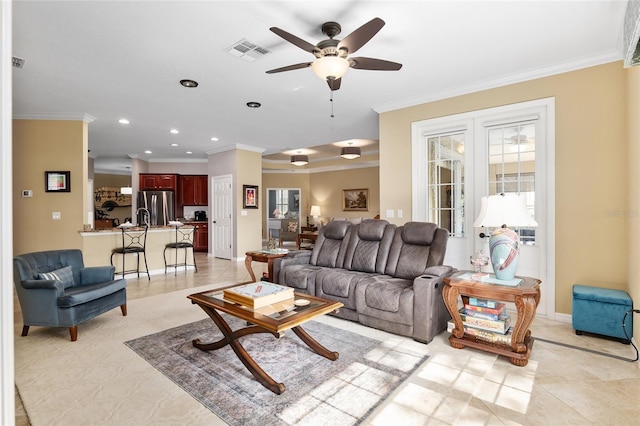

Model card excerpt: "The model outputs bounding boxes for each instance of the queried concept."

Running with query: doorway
[412,98,555,317]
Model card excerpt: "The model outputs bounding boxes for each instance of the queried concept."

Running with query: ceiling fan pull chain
[330,89,335,118]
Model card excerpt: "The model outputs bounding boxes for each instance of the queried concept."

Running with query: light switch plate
[386,209,394,218]
[21,189,33,198]
[397,209,403,218]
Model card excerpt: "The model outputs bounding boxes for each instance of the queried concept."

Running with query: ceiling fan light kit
[291,155,309,166]
[311,56,350,81]
[340,146,361,159]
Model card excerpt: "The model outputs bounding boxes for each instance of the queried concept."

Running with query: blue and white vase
[489,228,520,281]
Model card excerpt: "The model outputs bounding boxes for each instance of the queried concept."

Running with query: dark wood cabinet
[179,175,208,206]
[139,174,178,191]
[189,222,208,252]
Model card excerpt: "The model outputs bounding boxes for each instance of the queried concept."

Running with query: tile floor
[14,252,640,425]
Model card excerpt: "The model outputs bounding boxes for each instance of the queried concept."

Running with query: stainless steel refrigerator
[137,191,175,226]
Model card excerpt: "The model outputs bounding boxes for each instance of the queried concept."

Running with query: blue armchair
[13,249,127,341]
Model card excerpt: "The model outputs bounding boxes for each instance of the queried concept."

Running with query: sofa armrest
[412,266,457,343]
[271,252,312,284]
[79,266,115,286]
[21,279,64,291]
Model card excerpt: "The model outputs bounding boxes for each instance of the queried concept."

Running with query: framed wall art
[342,188,369,211]
[45,171,71,193]
[243,184,259,209]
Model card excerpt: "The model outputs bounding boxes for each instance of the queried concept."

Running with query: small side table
[297,231,318,250]
[442,272,541,366]
[244,249,288,282]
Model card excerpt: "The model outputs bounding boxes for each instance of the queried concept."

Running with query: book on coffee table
[223,282,294,309]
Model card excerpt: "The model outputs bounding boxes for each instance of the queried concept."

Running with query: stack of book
[448,297,513,344]
[223,282,294,309]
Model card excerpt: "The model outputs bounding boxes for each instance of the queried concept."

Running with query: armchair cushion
[38,265,74,288]
[58,280,127,308]
[287,221,298,232]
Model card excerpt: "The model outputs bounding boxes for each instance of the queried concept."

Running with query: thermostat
[21,190,33,198]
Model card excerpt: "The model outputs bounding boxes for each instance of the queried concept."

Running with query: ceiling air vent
[225,39,270,62]
[12,57,25,69]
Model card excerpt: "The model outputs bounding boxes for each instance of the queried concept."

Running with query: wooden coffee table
[188,285,343,394]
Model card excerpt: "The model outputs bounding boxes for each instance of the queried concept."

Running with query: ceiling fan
[266,17,402,91]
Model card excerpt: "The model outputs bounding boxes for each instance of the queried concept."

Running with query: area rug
[125,315,428,426]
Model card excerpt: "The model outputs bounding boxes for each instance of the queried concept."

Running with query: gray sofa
[272,219,456,343]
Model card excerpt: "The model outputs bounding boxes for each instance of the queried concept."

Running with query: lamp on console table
[473,193,537,281]
[309,205,321,226]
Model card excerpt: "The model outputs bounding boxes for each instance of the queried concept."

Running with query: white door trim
[412,97,556,318]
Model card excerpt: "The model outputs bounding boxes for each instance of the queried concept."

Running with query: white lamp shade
[311,56,350,81]
[309,205,321,217]
[473,193,538,228]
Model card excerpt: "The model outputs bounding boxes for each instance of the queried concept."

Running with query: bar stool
[163,224,197,275]
[111,225,150,280]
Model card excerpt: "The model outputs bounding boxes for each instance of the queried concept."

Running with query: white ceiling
[12,1,628,173]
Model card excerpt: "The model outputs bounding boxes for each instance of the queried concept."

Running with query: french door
[412,98,555,317]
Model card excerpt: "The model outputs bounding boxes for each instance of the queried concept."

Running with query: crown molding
[206,143,265,156]
[373,53,622,113]
[13,112,97,123]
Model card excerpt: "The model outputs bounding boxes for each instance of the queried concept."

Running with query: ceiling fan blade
[266,62,313,74]
[338,18,385,54]
[327,78,341,91]
[350,57,402,71]
[270,27,319,54]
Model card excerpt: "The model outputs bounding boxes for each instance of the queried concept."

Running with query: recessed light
[144,150,152,154]
[170,143,179,147]
[246,101,261,108]
[170,129,179,134]
[186,151,193,154]
[180,79,198,88]
[118,118,129,124]
[210,137,219,141]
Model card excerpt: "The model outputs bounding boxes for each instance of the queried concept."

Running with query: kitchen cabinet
[193,222,208,252]
[179,175,208,206]
[139,174,178,191]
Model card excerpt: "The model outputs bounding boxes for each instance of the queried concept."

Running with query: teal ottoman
[572,284,633,343]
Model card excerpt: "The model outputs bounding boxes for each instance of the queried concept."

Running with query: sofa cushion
[38,266,74,289]
[355,276,414,326]
[401,222,438,245]
[58,280,126,308]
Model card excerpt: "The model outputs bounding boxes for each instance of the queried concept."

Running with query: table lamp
[309,205,321,225]
[473,193,537,280]
[272,208,281,219]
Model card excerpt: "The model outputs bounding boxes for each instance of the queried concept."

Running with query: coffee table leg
[292,326,339,361]
[192,305,286,394]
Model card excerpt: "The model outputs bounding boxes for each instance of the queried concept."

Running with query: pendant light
[340,142,361,160]
[291,154,309,166]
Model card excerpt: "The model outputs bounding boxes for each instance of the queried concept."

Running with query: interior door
[212,175,232,259]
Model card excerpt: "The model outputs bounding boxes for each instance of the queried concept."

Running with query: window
[426,132,465,237]
[487,122,536,244]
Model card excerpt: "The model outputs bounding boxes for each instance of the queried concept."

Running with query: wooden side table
[442,272,541,366]
[244,250,288,282]
[296,231,318,250]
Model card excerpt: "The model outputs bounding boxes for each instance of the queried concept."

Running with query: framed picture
[243,184,258,209]
[342,188,369,211]
[45,171,71,192]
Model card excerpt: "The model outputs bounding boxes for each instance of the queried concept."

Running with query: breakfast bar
[80,226,190,274]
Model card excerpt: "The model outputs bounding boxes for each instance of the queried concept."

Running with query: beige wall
[12,119,88,255]
[261,167,380,236]
[309,167,380,223]
[236,149,263,256]
[628,66,640,344]
[380,61,629,315]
